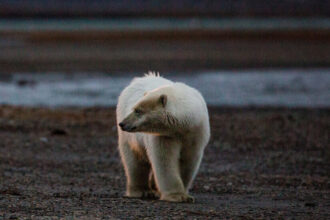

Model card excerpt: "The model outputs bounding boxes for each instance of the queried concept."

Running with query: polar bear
[116,72,210,202]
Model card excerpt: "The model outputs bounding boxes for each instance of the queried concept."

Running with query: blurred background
[0,0,329,107]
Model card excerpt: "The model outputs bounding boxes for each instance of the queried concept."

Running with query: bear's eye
[134,109,143,115]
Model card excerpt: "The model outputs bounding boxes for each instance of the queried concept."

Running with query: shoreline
[1,70,329,108]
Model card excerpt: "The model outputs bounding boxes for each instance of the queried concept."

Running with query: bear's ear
[159,94,167,107]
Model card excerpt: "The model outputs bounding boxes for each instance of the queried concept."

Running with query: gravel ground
[0,106,329,219]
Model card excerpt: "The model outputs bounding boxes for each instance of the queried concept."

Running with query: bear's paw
[161,193,194,203]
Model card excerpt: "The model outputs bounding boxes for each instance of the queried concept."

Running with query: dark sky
[0,0,329,17]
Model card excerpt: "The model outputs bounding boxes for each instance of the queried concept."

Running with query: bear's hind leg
[148,172,160,198]
[119,141,157,199]
[180,147,204,192]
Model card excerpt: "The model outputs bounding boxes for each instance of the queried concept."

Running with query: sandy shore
[0,106,329,219]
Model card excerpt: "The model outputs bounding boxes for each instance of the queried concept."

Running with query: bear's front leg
[146,137,194,203]
[118,141,157,199]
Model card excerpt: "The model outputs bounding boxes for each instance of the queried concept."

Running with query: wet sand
[0,106,329,219]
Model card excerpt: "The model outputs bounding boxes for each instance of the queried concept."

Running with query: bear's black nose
[119,122,125,129]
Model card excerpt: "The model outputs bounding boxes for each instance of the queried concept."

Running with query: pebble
[40,137,48,143]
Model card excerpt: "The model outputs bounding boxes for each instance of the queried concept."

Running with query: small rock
[305,202,317,207]
[16,79,36,87]
[51,128,68,136]
[40,137,48,143]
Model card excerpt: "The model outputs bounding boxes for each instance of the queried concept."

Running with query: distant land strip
[0,18,329,72]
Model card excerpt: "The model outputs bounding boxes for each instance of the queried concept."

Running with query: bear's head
[119,87,179,135]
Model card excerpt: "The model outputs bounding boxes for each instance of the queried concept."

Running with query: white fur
[116,72,210,202]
